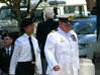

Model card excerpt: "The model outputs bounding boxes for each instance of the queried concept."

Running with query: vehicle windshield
[0,7,12,19]
[72,16,96,34]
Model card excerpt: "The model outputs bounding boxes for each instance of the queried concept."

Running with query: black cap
[20,18,33,28]
[2,32,15,40]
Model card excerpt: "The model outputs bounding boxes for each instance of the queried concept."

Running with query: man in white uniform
[9,18,42,75]
[45,15,80,75]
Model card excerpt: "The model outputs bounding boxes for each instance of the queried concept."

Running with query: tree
[0,0,42,23]
[0,0,22,22]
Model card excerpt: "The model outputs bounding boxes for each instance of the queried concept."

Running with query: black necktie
[7,48,9,56]
[29,36,36,62]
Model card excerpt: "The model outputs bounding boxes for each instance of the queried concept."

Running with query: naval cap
[20,18,34,28]
[57,14,75,23]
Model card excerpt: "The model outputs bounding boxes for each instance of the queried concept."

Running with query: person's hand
[53,65,61,71]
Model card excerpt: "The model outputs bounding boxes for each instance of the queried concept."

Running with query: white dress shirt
[9,33,42,74]
[5,46,12,55]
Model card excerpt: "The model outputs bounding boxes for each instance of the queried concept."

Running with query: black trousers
[15,62,35,75]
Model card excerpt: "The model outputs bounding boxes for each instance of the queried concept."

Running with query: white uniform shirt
[45,27,79,75]
[9,33,42,74]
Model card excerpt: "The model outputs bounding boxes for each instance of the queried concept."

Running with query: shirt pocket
[55,41,70,58]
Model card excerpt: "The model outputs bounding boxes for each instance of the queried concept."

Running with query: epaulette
[51,30,56,33]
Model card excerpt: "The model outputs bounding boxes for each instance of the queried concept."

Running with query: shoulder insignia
[51,30,56,33]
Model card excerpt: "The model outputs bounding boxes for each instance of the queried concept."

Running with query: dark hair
[59,18,70,23]
[20,18,34,33]
[2,32,20,45]
[2,32,16,39]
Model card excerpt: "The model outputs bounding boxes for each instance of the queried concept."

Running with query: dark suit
[36,19,58,56]
[0,45,14,74]
[36,19,58,75]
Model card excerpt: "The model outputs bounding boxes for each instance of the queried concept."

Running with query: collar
[57,27,74,37]
[5,46,11,51]
[57,27,66,35]
[23,33,34,38]
[66,30,75,37]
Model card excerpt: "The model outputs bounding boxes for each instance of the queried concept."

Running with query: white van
[30,0,88,21]
[47,0,88,16]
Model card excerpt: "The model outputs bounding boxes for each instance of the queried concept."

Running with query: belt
[18,61,35,64]
[31,61,35,64]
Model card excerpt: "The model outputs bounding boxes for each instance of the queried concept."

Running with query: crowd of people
[0,7,79,75]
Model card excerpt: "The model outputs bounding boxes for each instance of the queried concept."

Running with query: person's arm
[9,40,22,75]
[75,36,80,70]
[35,39,42,74]
[44,34,60,71]
[74,31,80,69]
[72,31,80,70]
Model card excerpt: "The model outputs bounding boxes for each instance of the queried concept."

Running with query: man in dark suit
[36,7,58,75]
[0,33,15,75]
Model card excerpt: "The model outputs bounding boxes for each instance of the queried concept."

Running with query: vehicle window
[72,17,96,34]
[64,6,84,16]
[64,6,75,13]
[0,8,11,19]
